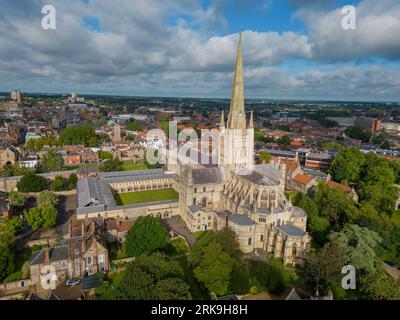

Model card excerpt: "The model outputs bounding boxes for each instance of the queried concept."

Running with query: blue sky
[0,0,399,101]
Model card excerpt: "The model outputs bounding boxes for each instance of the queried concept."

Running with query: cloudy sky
[0,0,400,101]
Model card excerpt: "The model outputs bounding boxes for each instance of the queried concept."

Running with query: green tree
[277,135,291,149]
[117,252,188,300]
[9,192,26,208]
[194,241,235,296]
[249,260,286,294]
[99,150,113,160]
[0,241,14,281]
[359,271,400,300]
[305,240,345,291]
[17,172,47,192]
[153,278,191,300]
[68,173,78,188]
[99,156,123,172]
[329,147,365,183]
[40,207,58,229]
[345,126,371,143]
[59,124,99,147]
[36,191,59,209]
[258,151,272,164]
[125,216,169,257]
[40,149,64,173]
[25,207,43,230]
[328,224,382,274]
[126,120,142,132]
[228,262,250,295]
[189,230,217,266]
[215,227,242,260]
[51,176,67,191]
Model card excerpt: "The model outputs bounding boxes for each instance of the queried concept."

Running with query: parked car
[66,278,80,286]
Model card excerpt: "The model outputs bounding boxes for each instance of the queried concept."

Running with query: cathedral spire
[227,32,246,130]
[248,111,254,128]
[220,110,225,129]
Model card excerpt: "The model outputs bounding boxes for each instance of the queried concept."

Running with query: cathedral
[77,33,311,266]
[168,33,311,266]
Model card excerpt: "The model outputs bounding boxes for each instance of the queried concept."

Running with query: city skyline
[1,0,400,101]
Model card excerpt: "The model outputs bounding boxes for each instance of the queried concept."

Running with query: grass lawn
[114,188,179,206]
[392,211,400,226]
[121,160,149,171]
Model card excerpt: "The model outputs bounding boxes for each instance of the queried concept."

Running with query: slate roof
[192,167,225,185]
[277,224,305,237]
[188,204,201,213]
[82,275,102,291]
[235,164,282,186]
[229,214,255,226]
[30,245,69,265]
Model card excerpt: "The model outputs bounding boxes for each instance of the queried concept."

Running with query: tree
[126,120,142,132]
[329,147,365,183]
[117,252,188,300]
[0,241,15,281]
[99,156,123,172]
[68,173,78,188]
[277,135,291,149]
[153,278,191,300]
[59,124,99,147]
[314,182,359,227]
[305,240,345,291]
[40,149,64,173]
[359,271,400,300]
[99,150,113,160]
[17,172,47,192]
[9,192,26,208]
[51,176,67,191]
[41,207,58,229]
[258,151,272,164]
[345,126,371,143]
[0,217,23,237]
[189,230,217,266]
[25,206,57,230]
[228,262,250,295]
[194,241,235,296]
[125,216,169,257]
[249,260,286,294]
[215,228,242,260]
[25,207,43,230]
[328,224,382,274]
[37,191,59,209]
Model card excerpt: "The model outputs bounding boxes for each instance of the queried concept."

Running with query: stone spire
[219,110,225,129]
[227,32,246,130]
[248,111,254,128]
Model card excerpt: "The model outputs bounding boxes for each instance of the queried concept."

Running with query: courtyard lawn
[114,188,179,206]
[121,160,148,171]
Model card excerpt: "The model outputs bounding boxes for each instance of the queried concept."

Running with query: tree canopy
[59,124,99,147]
[17,172,47,192]
[125,216,169,257]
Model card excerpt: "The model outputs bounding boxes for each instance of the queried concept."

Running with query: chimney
[90,221,95,239]
[81,220,85,237]
[44,247,50,264]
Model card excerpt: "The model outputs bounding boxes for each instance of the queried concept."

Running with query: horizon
[1,1,400,101]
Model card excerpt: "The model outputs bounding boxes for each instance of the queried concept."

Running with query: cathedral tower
[219,32,254,174]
